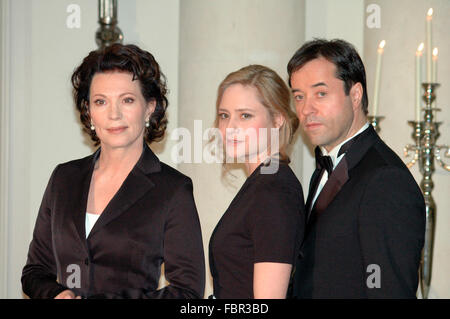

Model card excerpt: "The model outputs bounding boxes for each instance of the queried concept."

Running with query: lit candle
[426,8,433,82]
[372,40,385,116]
[415,43,424,122]
[432,47,438,83]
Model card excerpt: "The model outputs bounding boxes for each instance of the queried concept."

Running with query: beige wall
[364,0,450,299]
[0,0,449,299]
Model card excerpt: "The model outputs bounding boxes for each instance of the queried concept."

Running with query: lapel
[307,125,380,227]
[308,158,349,226]
[305,167,322,217]
[72,143,161,242]
[72,151,97,246]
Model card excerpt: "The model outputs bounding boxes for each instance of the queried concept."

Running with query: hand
[54,290,81,299]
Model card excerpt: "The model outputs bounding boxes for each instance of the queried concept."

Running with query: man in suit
[288,39,425,298]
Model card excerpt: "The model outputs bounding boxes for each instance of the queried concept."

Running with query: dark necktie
[315,133,360,179]
[315,147,333,176]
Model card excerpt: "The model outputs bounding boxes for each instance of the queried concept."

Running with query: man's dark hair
[287,39,368,115]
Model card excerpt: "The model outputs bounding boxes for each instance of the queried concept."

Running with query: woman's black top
[209,160,305,298]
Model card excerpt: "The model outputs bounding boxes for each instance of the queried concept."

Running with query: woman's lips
[107,126,127,134]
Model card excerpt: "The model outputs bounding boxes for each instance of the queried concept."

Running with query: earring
[90,121,95,130]
[145,120,150,128]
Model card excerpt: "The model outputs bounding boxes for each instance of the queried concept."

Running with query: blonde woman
[209,65,306,299]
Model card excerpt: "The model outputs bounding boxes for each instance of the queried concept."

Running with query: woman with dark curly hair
[21,44,205,299]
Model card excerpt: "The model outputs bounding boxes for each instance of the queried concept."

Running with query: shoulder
[57,153,93,169]
[353,139,416,185]
[155,163,198,218]
[357,144,424,216]
[370,139,410,169]
[147,162,195,204]
[245,163,305,209]
[362,164,422,200]
[154,161,193,187]
[49,153,94,180]
[252,162,303,194]
[246,163,305,216]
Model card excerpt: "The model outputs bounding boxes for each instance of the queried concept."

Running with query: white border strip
[0,0,11,299]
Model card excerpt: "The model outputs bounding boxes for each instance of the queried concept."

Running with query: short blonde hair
[214,64,299,162]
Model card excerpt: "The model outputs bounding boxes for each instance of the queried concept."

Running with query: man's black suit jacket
[291,125,425,298]
[22,144,205,299]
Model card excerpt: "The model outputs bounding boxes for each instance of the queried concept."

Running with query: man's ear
[350,82,363,111]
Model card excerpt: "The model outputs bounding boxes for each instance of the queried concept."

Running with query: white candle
[426,8,433,82]
[432,47,438,83]
[372,40,385,116]
[416,43,424,121]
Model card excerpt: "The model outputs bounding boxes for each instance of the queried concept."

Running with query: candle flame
[432,47,438,57]
[416,43,424,56]
[379,40,386,49]
[427,8,433,18]
[433,48,438,60]
[417,43,424,52]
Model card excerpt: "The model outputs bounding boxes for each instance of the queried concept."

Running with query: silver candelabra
[404,82,450,299]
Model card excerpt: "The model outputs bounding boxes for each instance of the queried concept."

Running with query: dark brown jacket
[22,144,205,299]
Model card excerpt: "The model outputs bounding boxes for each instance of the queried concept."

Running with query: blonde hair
[214,64,299,163]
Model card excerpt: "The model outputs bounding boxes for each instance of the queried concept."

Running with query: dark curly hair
[71,43,168,145]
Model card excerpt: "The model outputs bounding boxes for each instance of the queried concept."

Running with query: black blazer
[291,125,425,298]
[22,144,205,299]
